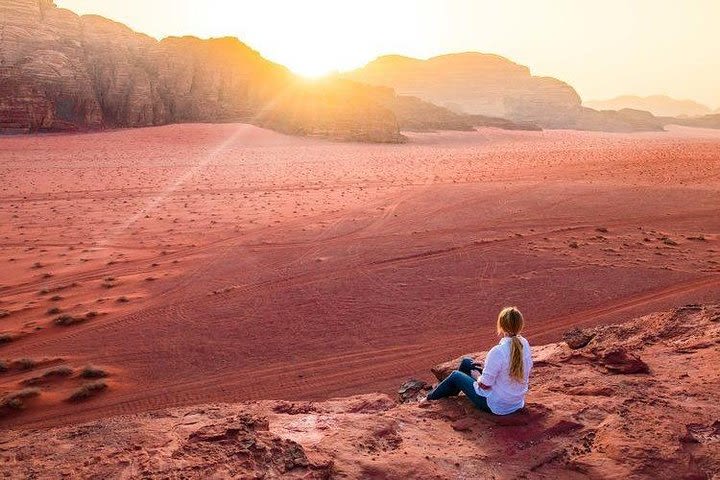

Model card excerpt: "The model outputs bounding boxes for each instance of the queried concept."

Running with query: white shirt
[474,335,533,415]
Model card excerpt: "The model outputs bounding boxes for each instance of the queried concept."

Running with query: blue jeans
[427,358,493,413]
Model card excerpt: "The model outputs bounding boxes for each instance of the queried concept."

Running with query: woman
[423,307,533,415]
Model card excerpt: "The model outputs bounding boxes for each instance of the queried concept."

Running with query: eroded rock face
[347,53,665,131]
[0,0,402,141]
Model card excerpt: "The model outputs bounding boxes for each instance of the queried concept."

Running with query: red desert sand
[0,124,718,440]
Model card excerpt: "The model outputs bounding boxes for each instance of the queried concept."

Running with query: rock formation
[3,304,718,478]
[346,53,665,132]
[585,95,712,118]
[0,0,401,141]
[0,2,662,138]
[661,113,720,130]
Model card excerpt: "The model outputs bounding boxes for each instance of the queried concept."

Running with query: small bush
[85,311,99,319]
[80,365,108,379]
[47,307,62,315]
[22,366,73,386]
[68,381,107,402]
[49,295,63,302]
[116,296,130,303]
[54,314,83,326]
[1,387,40,410]
[0,333,13,344]
[14,358,36,370]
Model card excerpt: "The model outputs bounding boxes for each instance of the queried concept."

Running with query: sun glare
[288,62,335,79]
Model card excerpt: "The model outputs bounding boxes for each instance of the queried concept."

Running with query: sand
[0,123,718,429]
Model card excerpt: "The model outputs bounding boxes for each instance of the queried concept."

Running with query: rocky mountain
[3,304,718,478]
[0,0,403,141]
[346,53,665,132]
[585,95,711,118]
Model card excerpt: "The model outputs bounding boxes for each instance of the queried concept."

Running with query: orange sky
[56,0,720,109]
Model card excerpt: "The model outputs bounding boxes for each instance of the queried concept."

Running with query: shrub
[47,307,62,315]
[22,366,73,385]
[14,358,36,370]
[1,388,40,409]
[80,365,108,379]
[116,296,130,303]
[0,333,13,344]
[68,381,107,402]
[85,311,99,319]
[43,365,73,378]
[54,314,83,326]
[49,295,63,302]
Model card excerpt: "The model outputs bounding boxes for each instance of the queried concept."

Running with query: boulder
[397,379,430,403]
[563,327,595,349]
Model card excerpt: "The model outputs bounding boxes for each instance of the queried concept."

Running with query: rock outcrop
[661,113,720,130]
[585,95,712,118]
[346,53,666,132]
[0,0,401,141]
[2,304,718,478]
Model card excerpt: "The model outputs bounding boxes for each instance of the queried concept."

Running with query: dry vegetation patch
[21,366,73,386]
[80,365,108,379]
[68,381,107,402]
[54,314,84,326]
[1,387,40,411]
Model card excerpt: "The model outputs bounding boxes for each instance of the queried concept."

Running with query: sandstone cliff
[0,0,401,141]
[2,304,718,478]
[346,53,665,132]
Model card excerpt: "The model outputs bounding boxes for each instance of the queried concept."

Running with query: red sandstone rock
[0,0,403,142]
[3,304,717,478]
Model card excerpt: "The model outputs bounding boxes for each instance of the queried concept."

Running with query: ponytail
[497,307,525,382]
[509,335,524,382]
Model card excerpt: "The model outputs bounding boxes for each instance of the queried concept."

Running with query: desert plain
[1,123,719,430]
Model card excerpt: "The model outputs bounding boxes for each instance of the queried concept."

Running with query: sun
[287,61,335,79]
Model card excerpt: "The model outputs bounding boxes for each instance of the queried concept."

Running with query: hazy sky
[56,0,720,108]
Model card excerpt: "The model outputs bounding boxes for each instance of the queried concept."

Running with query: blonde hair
[497,307,525,382]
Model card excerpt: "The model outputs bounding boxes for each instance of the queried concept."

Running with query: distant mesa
[346,53,664,132]
[584,95,712,118]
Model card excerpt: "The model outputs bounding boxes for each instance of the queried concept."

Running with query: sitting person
[423,306,533,415]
